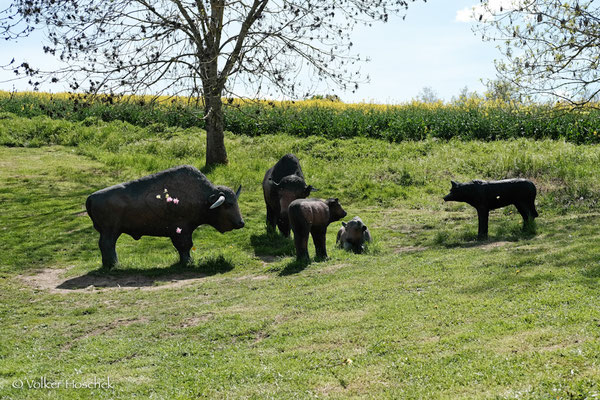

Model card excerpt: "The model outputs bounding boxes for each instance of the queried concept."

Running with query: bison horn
[235,185,242,199]
[209,194,226,209]
[308,185,318,192]
[451,180,458,188]
[268,178,280,187]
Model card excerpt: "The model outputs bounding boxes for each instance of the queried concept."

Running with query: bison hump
[272,154,303,180]
[144,180,201,222]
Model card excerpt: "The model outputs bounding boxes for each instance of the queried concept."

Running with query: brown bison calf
[289,198,347,261]
[336,216,372,253]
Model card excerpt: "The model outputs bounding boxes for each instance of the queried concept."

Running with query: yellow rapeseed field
[0,89,527,112]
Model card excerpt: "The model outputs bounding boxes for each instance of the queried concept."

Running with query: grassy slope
[1,116,600,398]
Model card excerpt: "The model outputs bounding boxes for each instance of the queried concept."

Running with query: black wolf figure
[443,179,538,240]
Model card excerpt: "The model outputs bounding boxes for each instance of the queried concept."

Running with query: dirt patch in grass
[317,263,349,274]
[493,329,584,354]
[234,274,270,282]
[19,267,272,293]
[18,267,214,293]
[258,255,279,263]
[479,241,512,250]
[180,313,214,328]
[19,268,70,293]
[314,370,384,397]
[449,240,513,250]
[257,255,282,268]
[392,245,428,254]
[63,317,148,351]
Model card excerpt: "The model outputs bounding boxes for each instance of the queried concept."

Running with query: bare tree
[1,0,422,166]
[474,0,600,108]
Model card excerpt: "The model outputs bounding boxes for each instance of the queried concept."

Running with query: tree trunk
[204,93,228,167]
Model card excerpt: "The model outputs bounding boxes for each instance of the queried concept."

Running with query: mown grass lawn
[1,116,600,398]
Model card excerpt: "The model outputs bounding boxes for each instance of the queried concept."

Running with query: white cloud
[456,0,523,23]
[456,6,477,23]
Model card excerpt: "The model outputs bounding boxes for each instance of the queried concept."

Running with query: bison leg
[476,207,489,240]
[277,216,291,238]
[292,227,310,261]
[311,227,328,260]
[336,229,343,248]
[342,240,354,252]
[171,234,193,266]
[99,232,120,269]
[353,244,365,254]
[266,204,277,233]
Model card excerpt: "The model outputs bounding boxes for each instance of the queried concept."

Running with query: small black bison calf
[336,216,372,253]
[443,179,538,240]
[289,198,347,261]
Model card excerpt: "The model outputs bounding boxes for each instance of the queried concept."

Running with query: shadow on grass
[461,271,556,295]
[278,258,311,276]
[56,255,233,290]
[250,230,295,257]
[199,163,218,175]
[573,255,600,289]
[579,264,600,290]
[432,220,537,249]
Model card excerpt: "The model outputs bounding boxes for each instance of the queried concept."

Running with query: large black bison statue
[86,165,244,268]
[262,154,316,237]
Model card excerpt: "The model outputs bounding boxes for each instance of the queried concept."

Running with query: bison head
[207,185,245,233]
[326,198,347,222]
[271,175,317,217]
[342,217,368,243]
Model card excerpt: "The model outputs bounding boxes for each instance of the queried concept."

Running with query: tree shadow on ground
[461,271,556,295]
[580,263,600,289]
[200,164,218,175]
[56,255,233,290]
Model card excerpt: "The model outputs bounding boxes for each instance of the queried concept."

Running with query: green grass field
[2,114,600,398]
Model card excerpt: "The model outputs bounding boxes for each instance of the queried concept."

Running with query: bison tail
[85,196,92,217]
[85,196,99,230]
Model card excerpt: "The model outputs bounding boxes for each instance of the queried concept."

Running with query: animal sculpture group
[86,154,538,268]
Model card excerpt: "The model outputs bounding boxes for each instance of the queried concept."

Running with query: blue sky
[346,0,498,103]
[0,0,496,103]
